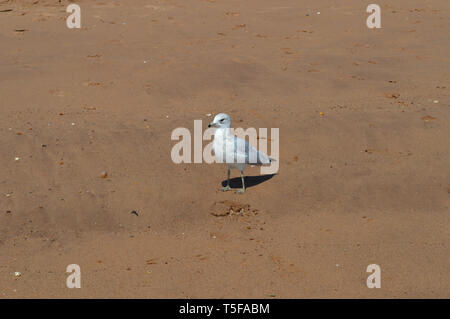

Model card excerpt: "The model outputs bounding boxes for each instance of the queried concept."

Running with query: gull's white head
[208,113,231,129]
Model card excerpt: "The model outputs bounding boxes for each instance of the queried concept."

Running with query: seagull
[208,113,273,194]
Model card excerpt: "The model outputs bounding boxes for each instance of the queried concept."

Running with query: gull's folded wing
[233,136,271,165]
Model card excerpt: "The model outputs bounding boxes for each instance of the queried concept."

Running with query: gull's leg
[235,171,245,194]
[219,167,232,191]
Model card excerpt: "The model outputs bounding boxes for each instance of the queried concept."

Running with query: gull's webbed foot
[219,185,232,192]
[235,188,245,194]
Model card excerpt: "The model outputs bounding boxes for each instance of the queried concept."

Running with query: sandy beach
[0,0,449,298]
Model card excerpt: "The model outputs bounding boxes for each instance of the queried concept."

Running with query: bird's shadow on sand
[221,174,276,189]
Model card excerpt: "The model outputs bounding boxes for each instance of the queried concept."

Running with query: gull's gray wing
[233,136,271,165]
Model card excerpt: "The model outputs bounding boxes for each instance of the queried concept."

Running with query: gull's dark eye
[220,119,224,122]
